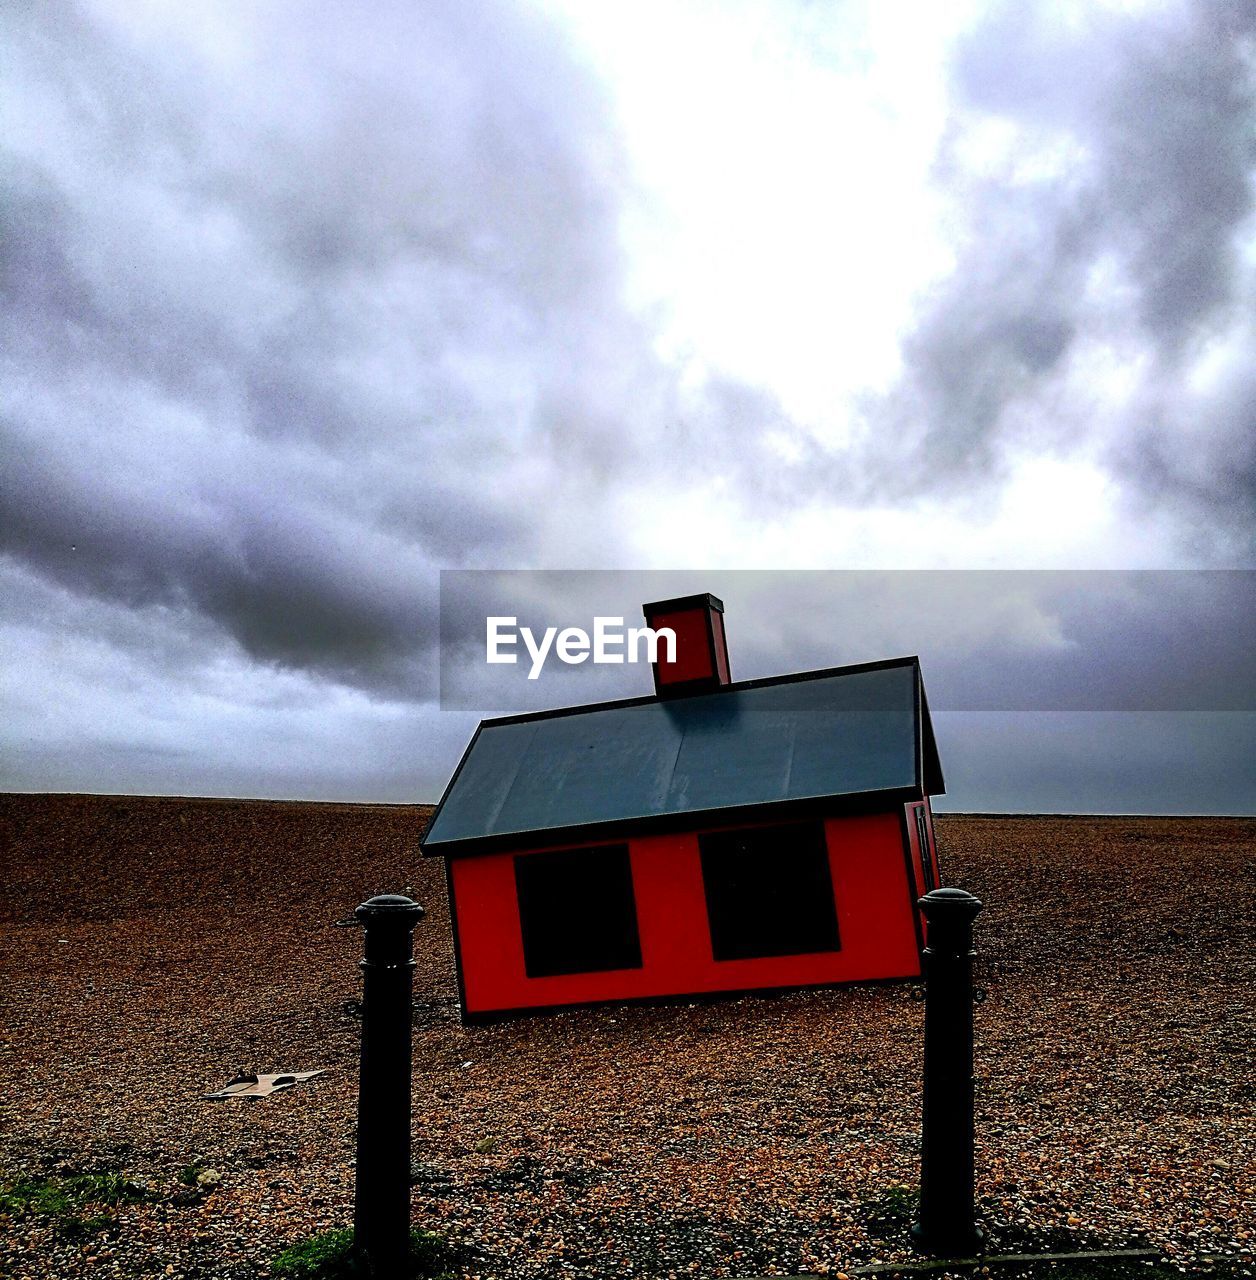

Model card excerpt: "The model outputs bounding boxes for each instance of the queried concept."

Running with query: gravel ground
[0,795,1252,1279]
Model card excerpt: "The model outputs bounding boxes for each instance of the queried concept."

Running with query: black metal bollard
[354,894,424,1277]
[911,887,985,1256]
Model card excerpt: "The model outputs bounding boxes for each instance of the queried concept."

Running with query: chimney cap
[642,592,724,616]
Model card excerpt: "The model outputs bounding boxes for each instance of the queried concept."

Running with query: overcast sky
[2,0,1254,812]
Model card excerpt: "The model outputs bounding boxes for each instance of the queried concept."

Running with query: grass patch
[0,1171,151,1216]
[271,1228,462,1278]
[0,1170,154,1241]
[859,1182,918,1241]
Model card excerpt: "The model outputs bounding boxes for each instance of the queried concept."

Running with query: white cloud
[2,0,1252,806]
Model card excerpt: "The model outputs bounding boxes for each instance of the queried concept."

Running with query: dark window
[915,806,936,892]
[699,821,840,961]
[514,844,642,978]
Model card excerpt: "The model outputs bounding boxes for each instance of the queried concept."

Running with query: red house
[421,594,945,1021]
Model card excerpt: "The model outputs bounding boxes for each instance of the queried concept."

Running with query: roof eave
[919,674,945,796]
[419,784,925,859]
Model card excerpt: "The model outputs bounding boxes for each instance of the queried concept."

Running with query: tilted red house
[421,594,945,1021]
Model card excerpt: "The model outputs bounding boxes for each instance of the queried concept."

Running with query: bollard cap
[355,894,425,927]
[917,886,983,920]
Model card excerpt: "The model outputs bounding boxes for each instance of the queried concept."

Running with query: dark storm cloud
[1,0,659,693]
[7,0,1252,693]
[864,0,1256,546]
[2,0,1253,809]
[436,569,1256,713]
[951,1,1255,345]
[430,569,1255,814]
[3,430,441,687]
[0,556,479,800]
[932,710,1256,814]
[679,0,1256,547]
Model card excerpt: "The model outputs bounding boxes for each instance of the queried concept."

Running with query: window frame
[914,805,937,893]
[513,842,643,979]
[698,819,842,963]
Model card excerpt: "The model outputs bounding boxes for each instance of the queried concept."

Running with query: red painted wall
[449,810,922,1017]
[648,607,716,686]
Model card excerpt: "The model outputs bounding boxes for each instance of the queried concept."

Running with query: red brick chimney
[641,593,731,697]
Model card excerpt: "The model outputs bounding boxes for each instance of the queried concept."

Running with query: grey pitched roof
[421,657,943,856]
